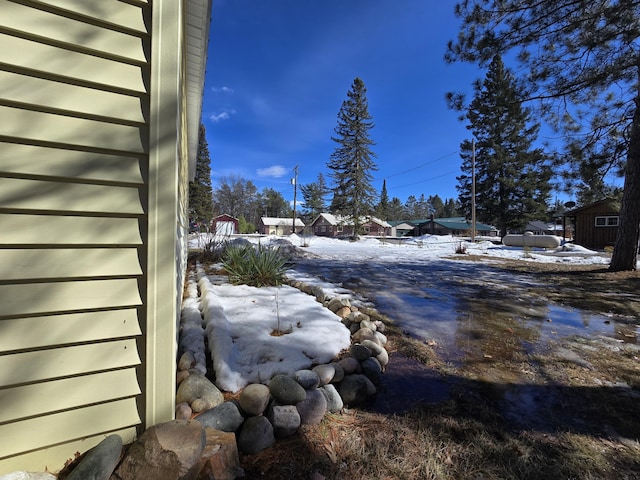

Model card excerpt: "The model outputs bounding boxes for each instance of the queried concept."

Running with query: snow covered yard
[186,233,615,393]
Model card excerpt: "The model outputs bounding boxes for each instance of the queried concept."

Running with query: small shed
[565,199,619,249]
[259,217,305,235]
[388,220,418,237]
[212,214,239,235]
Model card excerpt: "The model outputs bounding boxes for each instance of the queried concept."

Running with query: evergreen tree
[188,124,214,229]
[454,55,552,237]
[300,173,329,222]
[327,77,378,235]
[427,195,445,218]
[404,195,418,219]
[387,197,407,220]
[446,0,640,270]
[375,179,390,220]
[443,198,459,217]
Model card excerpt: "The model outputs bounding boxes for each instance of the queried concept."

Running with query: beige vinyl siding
[0,0,148,473]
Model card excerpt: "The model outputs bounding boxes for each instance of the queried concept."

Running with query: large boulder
[112,420,205,480]
[337,374,370,406]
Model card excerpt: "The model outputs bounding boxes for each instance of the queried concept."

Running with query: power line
[390,170,458,189]
[385,151,458,179]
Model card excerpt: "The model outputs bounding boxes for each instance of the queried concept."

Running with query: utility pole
[291,165,298,234]
[471,138,476,242]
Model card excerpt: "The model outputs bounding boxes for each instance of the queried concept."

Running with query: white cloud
[209,109,236,122]
[257,165,288,178]
[212,86,234,94]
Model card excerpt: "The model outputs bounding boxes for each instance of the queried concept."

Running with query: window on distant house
[337,225,343,232]
[320,225,326,232]
[595,216,619,227]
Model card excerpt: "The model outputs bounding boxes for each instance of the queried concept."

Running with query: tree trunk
[610,63,640,271]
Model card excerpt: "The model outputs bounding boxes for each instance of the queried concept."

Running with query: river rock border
[175,264,390,455]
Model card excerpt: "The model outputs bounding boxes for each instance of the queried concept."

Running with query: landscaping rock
[361,357,383,386]
[375,331,388,345]
[237,416,275,454]
[352,327,377,343]
[337,374,370,406]
[65,434,122,480]
[238,383,271,416]
[376,348,389,367]
[335,306,352,318]
[329,362,345,383]
[296,389,327,424]
[360,319,377,332]
[178,351,196,371]
[327,297,350,313]
[269,374,307,404]
[312,364,335,386]
[112,420,205,480]
[293,369,320,390]
[320,384,344,413]
[195,401,244,432]
[338,356,360,374]
[350,344,372,361]
[361,339,385,356]
[175,402,193,421]
[266,404,301,438]
[176,374,224,413]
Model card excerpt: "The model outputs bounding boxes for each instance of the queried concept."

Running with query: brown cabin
[565,199,619,249]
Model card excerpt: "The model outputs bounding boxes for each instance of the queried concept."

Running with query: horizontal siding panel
[0,143,144,184]
[0,248,143,281]
[0,71,145,123]
[0,106,145,153]
[0,33,146,93]
[0,278,142,317]
[1,1,146,63]
[0,309,141,352]
[0,178,144,215]
[25,0,148,34]
[0,399,140,460]
[0,369,141,423]
[0,215,143,246]
[0,427,137,474]
[0,339,141,387]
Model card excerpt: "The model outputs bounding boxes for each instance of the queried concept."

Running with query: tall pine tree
[455,55,551,237]
[188,124,214,230]
[328,77,378,236]
[375,179,390,220]
[446,0,640,270]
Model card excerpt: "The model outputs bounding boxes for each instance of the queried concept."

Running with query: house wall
[0,0,210,473]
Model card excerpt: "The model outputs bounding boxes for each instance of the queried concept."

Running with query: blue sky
[202,1,497,206]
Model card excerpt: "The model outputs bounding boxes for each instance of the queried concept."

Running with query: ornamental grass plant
[222,243,289,287]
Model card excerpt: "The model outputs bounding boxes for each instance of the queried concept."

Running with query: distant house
[388,220,417,237]
[565,199,619,249]
[212,214,239,235]
[411,217,499,237]
[259,217,305,235]
[524,220,563,236]
[310,213,392,237]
